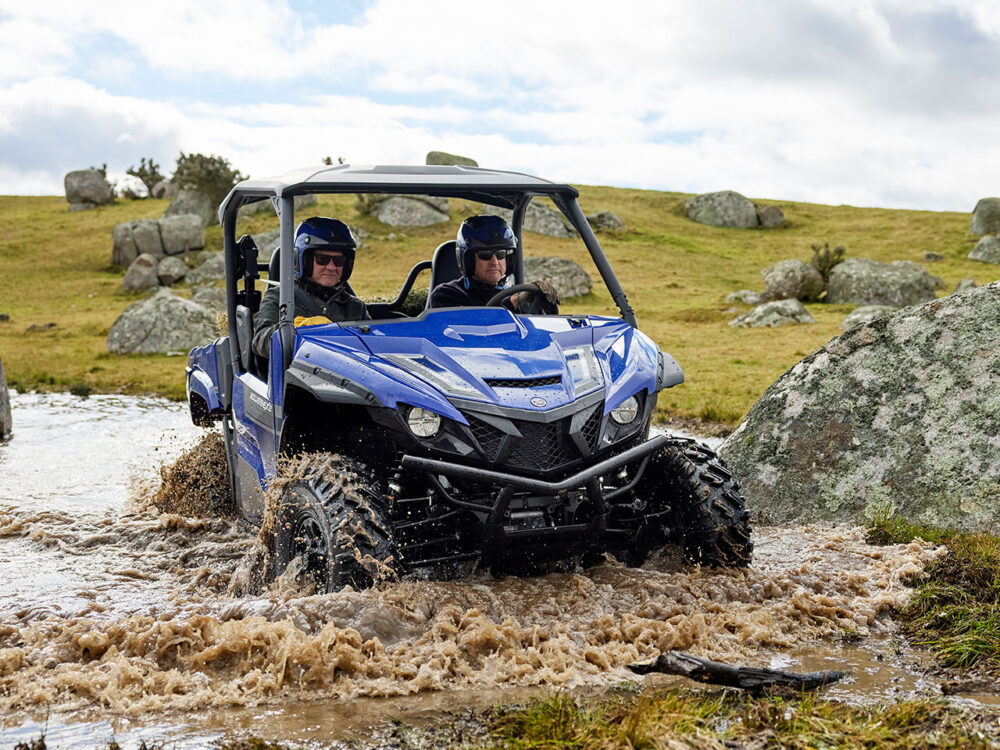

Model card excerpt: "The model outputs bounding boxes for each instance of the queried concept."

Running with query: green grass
[0,188,992,423]
[867,513,1000,671]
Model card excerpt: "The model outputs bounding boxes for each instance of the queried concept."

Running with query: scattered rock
[0,355,10,439]
[252,228,281,258]
[64,169,114,209]
[719,283,1000,531]
[426,151,478,167]
[186,251,226,284]
[923,251,944,262]
[952,278,977,295]
[826,258,939,307]
[586,210,626,232]
[761,260,824,302]
[111,222,139,267]
[160,214,205,255]
[523,257,593,299]
[0,313,8,322]
[970,197,1000,236]
[725,290,764,305]
[484,203,578,238]
[132,219,164,258]
[685,191,759,228]
[190,285,227,313]
[157,256,189,286]
[729,299,814,328]
[165,189,214,226]
[840,305,895,330]
[26,323,56,331]
[756,205,785,228]
[151,178,177,200]
[969,235,1000,264]
[122,253,161,292]
[376,196,450,227]
[107,288,216,354]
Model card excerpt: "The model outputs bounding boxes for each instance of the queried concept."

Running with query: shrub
[173,152,246,208]
[810,242,845,284]
[126,157,165,197]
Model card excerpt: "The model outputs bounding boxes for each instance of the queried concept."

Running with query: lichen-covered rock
[523,257,592,299]
[151,178,176,200]
[107,289,216,354]
[64,169,114,208]
[756,205,785,228]
[725,289,764,305]
[131,219,164,257]
[685,191,758,228]
[111,222,138,267]
[185,251,225,284]
[586,210,625,232]
[970,197,1000,236]
[426,150,478,167]
[122,253,161,292]
[481,203,578,238]
[952,278,977,295]
[0,355,11,439]
[160,214,205,255]
[376,196,450,227]
[729,299,814,328]
[190,284,226,313]
[719,283,1000,531]
[157,256,188,286]
[761,259,824,302]
[840,305,895,330]
[826,258,938,307]
[165,189,213,226]
[969,235,1000,264]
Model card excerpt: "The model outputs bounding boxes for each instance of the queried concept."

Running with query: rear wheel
[626,437,753,567]
[271,455,398,591]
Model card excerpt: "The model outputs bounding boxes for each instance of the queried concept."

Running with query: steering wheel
[486,283,542,308]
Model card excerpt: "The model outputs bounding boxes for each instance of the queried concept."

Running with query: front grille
[581,406,603,450]
[468,415,506,460]
[485,376,561,389]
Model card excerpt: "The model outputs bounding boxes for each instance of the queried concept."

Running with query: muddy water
[0,392,950,748]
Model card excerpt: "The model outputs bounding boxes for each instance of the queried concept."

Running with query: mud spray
[0,428,945,732]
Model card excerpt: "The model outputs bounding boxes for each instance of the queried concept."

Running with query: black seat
[426,241,460,309]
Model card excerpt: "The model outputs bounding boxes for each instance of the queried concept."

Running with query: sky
[1,0,998,211]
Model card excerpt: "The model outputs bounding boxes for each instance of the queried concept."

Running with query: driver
[252,216,369,359]
[429,214,560,312]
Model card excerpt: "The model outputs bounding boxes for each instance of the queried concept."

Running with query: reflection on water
[0,391,957,749]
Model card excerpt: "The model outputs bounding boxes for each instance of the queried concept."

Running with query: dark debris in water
[149,431,233,518]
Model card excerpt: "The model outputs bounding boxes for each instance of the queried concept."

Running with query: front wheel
[628,437,753,568]
[271,454,398,592]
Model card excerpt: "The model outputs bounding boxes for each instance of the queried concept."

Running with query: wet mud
[0,392,954,747]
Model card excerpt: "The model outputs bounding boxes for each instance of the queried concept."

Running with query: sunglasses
[313,253,346,267]
[475,249,512,261]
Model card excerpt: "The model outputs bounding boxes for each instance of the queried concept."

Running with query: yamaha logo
[530,397,547,407]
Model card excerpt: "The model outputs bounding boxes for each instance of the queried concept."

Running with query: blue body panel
[185,339,224,411]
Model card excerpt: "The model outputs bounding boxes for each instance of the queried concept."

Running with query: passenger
[252,216,369,359]
[429,214,560,313]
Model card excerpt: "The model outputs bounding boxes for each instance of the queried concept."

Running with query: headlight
[381,354,483,399]
[610,396,639,425]
[564,346,604,395]
[407,407,441,438]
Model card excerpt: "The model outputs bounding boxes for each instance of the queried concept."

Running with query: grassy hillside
[0,188,989,426]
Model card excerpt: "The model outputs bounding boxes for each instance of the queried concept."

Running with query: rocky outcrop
[523,257,592,299]
[111,223,139,267]
[0,355,10,439]
[483,203,578,238]
[190,285,226,313]
[969,235,1000,264]
[426,151,478,167]
[160,214,205,255]
[122,254,161,292]
[377,195,450,226]
[132,219,164,257]
[151,178,177,200]
[185,251,225,284]
[729,299,814,328]
[970,197,1000,236]
[952,278,977,295]
[157,256,188,286]
[685,191,758,228]
[761,260,824,302]
[64,169,114,210]
[165,189,214,226]
[113,216,205,267]
[756,205,785,228]
[840,305,894,330]
[586,210,625,232]
[826,258,939,307]
[719,283,1000,531]
[107,289,216,355]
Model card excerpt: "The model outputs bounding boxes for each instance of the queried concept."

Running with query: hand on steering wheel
[486,283,542,308]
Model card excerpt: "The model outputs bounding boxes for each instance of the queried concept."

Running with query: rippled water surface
[0,392,954,748]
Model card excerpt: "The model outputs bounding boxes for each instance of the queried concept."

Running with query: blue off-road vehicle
[186,165,751,590]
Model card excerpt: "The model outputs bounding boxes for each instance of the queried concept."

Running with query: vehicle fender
[187,368,223,412]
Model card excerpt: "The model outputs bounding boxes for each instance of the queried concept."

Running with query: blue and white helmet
[455,214,516,280]
[294,216,357,281]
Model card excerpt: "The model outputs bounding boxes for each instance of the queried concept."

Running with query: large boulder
[586,210,625,233]
[825,258,938,307]
[970,198,1000,236]
[0,355,10,439]
[761,259,824,302]
[840,305,895,330]
[107,289,216,354]
[685,191,758,228]
[523,257,592,299]
[151,178,177,200]
[132,219,164,257]
[756,205,785,228]
[111,222,139,267]
[64,169,114,209]
[165,189,214,226]
[157,256,188,286]
[483,203,578,238]
[719,283,1000,531]
[729,299,814,328]
[121,253,161,292]
[426,151,478,167]
[190,285,226,313]
[969,235,1000,264]
[160,214,205,255]
[186,251,226,284]
[376,196,450,227]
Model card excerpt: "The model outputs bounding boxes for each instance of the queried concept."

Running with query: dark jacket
[429,277,510,308]
[252,278,369,359]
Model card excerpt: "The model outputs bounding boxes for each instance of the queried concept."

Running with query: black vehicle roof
[221,164,581,216]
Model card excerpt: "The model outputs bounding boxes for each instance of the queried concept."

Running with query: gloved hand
[531,279,562,306]
[294,315,333,327]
